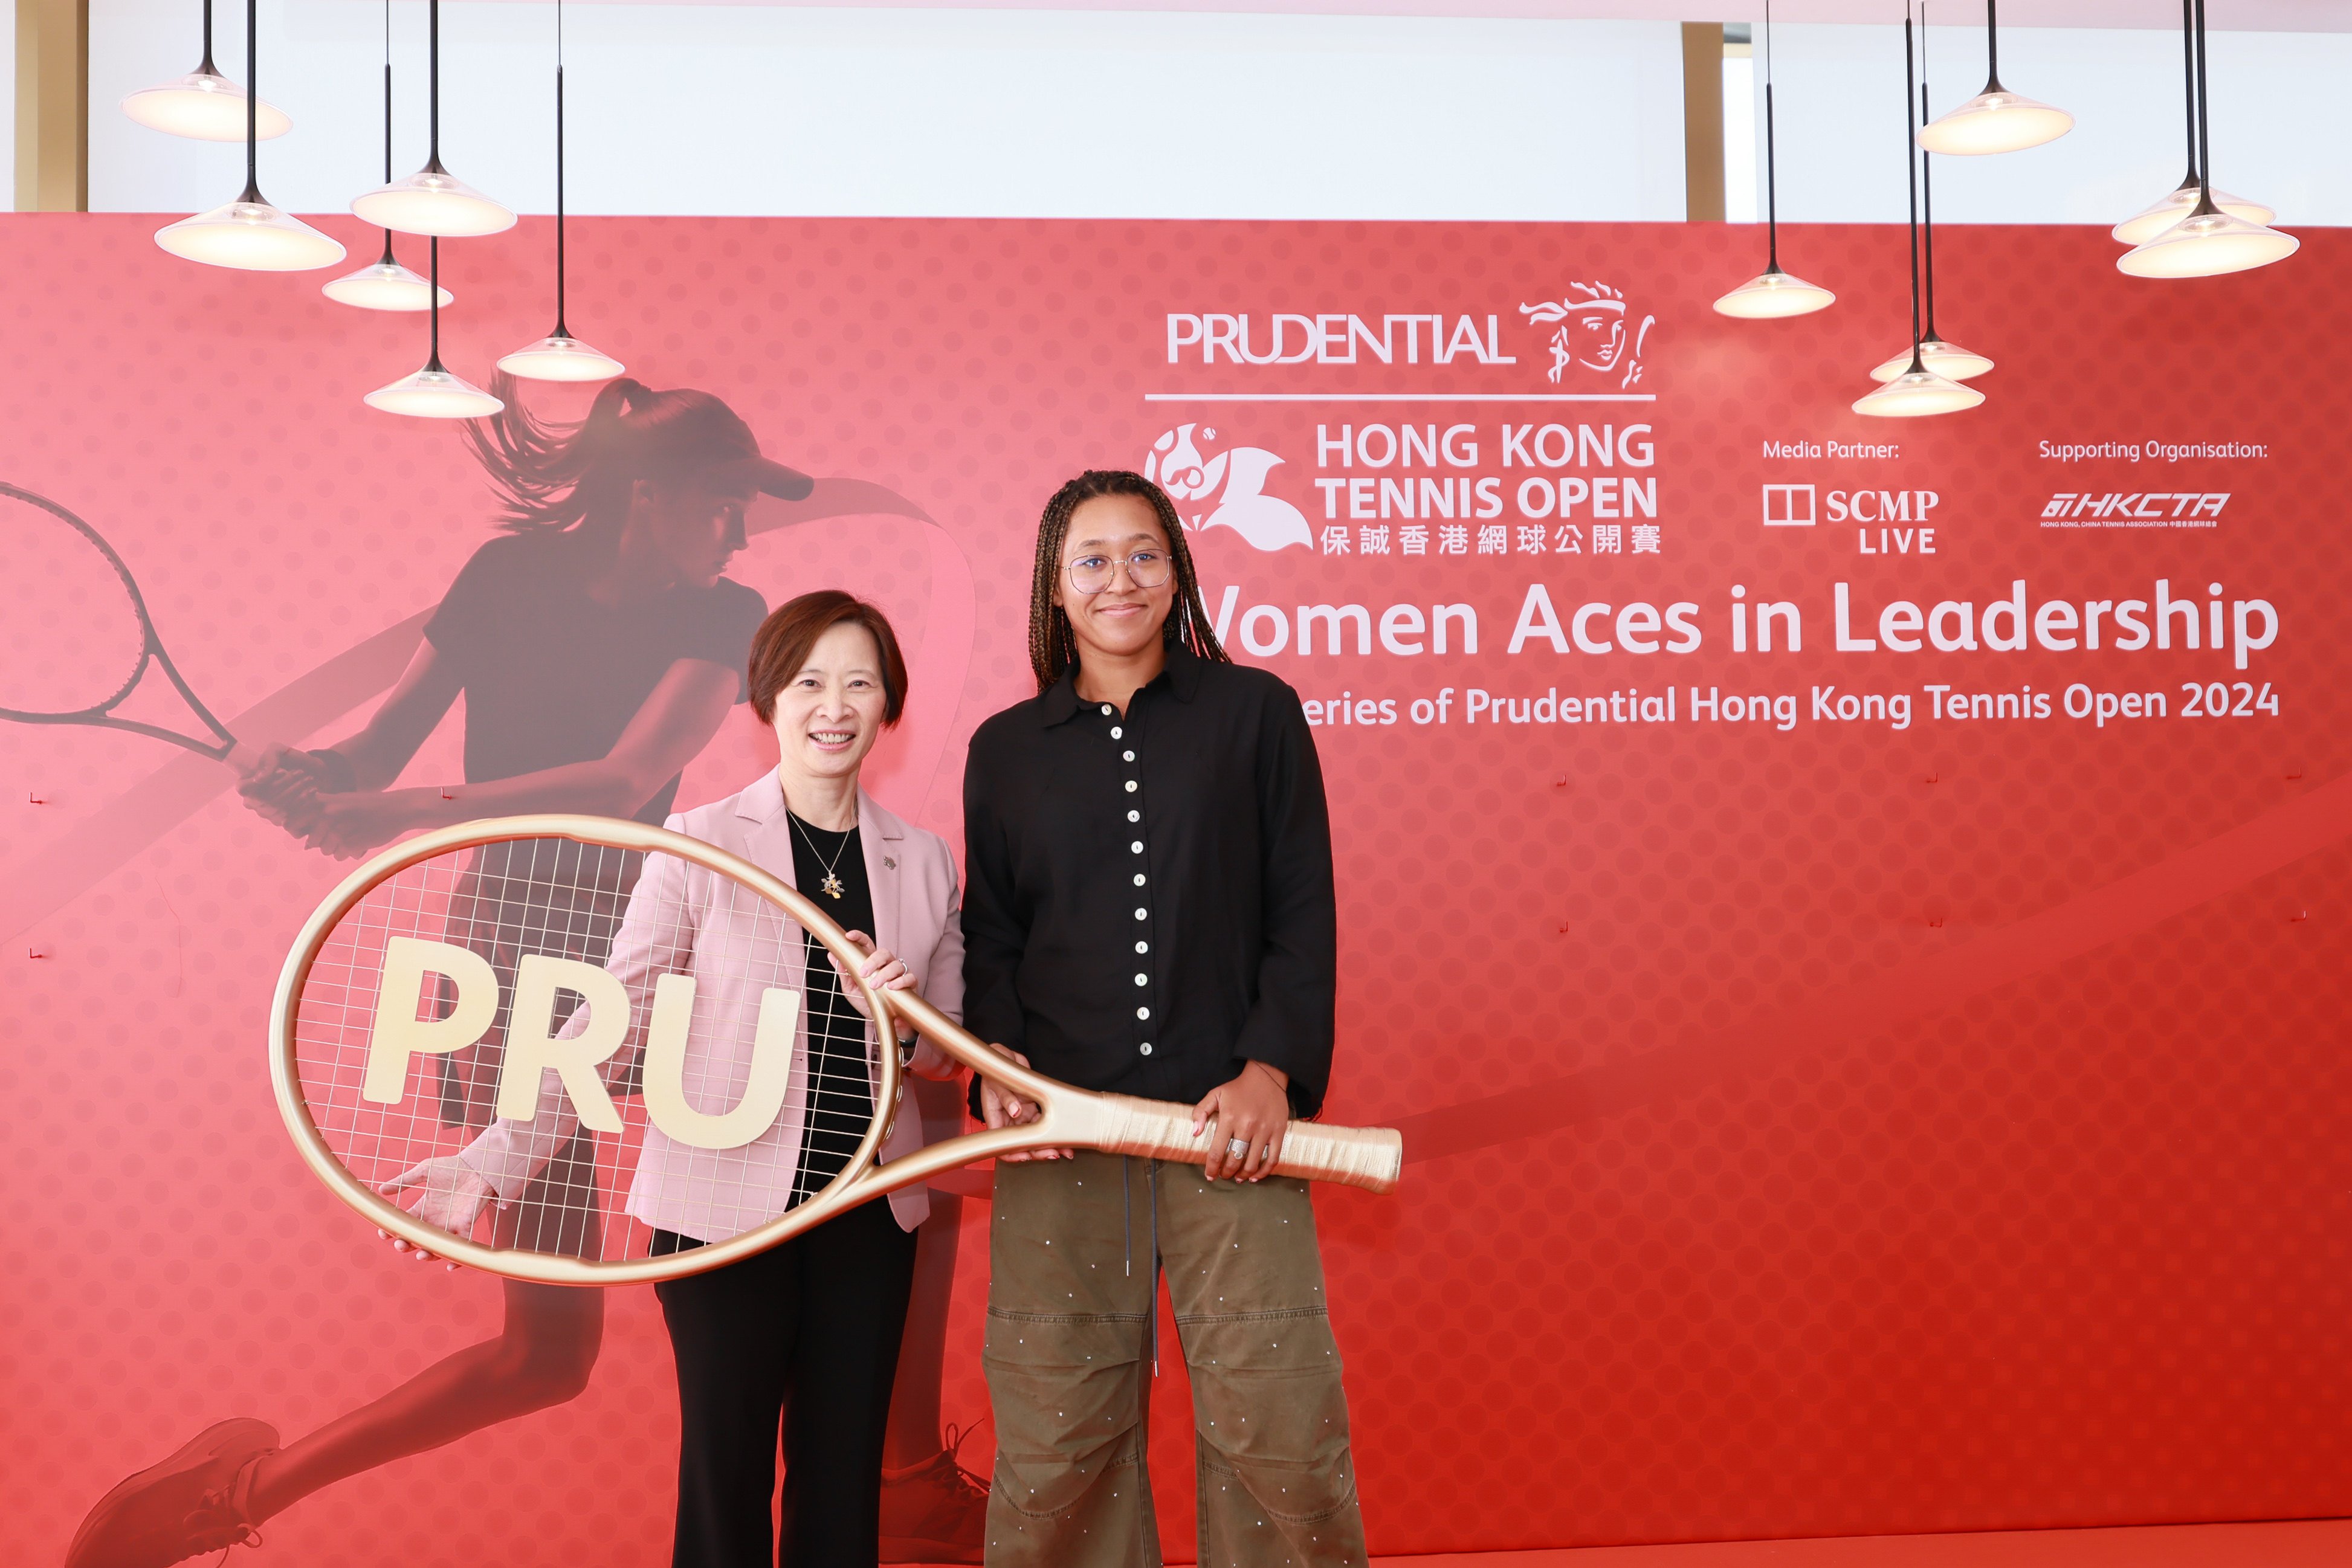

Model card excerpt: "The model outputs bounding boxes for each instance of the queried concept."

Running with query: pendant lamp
[1714,1,1834,319]
[2118,0,2295,277]
[367,239,506,418]
[1916,0,2070,156]
[1872,18,1991,382]
[326,2,452,311]
[500,1,624,381]
[122,0,290,141]
[2115,0,2271,245]
[1857,8,1982,419]
[155,0,344,271]
[352,0,516,237]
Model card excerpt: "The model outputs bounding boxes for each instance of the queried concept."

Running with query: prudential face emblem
[1146,424,1314,552]
[1519,282,1656,390]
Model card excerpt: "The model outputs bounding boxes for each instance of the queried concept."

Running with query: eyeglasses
[1065,549,1172,595]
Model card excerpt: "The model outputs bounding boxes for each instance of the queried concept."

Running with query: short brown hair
[748,591,909,726]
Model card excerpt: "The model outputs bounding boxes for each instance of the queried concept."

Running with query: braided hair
[1027,470,1230,693]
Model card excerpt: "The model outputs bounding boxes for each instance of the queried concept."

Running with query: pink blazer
[462,772,966,1237]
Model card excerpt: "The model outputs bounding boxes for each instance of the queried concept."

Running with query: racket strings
[292,835,890,1268]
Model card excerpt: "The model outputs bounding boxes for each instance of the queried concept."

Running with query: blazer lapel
[859,788,905,959]
[738,770,800,895]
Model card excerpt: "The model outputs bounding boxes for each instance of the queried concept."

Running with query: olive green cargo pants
[982,1152,1367,1568]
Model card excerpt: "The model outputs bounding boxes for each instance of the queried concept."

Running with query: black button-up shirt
[961,646,1338,1118]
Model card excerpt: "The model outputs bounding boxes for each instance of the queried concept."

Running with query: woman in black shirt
[962,470,1368,1568]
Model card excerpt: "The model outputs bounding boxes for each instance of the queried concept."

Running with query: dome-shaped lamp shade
[497,335,626,382]
[366,365,506,419]
[2117,208,2298,279]
[2112,182,2277,247]
[155,199,347,271]
[351,169,516,238]
[1853,365,1985,418]
[122,70,291,141]
[323,260,454,312]
[1917,89,2072,155]
[1869,337,1993,382]
[1713,269,1837,320]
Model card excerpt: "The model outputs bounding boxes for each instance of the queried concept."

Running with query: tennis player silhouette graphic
[67,376,810,1568]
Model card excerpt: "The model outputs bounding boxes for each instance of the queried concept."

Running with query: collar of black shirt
[1040,642,1206,726]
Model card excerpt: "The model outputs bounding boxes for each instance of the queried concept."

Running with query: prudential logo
[1517,283,1656,390]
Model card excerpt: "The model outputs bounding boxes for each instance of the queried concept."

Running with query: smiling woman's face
[768,620,890,785]
[1053,494,1175,663]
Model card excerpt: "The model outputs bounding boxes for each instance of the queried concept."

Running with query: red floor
[1377,1517,2351,1568]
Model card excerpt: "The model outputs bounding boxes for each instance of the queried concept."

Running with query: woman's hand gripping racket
[0,483,262,769]
[271,815,1403,1286]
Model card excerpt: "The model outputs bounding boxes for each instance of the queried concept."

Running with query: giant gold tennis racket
[271,814,1402,1284]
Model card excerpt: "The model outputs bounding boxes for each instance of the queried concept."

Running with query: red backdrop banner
[3,215,2347,1564]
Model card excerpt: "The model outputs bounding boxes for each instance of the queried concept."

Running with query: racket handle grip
[1091,1094,1403,1195]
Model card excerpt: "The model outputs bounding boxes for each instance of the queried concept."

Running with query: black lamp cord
[2178,0,2197,190]
[425,0,445,372]
[378,0,396,266]
[1919,4,1937,343]
[553,0,569,339]
[1763,0,1779,272]
[198,0,216,76]
[425,0,446,176]
[237,0,260,202]
[427,238,444,373]
[2189,0,2217,216]
[1981,0,2003,94]
[1902,5,1924,374]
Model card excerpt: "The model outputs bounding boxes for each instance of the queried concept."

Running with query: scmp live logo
[1762,485,1939,526]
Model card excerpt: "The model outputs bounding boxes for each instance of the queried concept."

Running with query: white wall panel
[1748,22,2352,228]
[91,2,1688,220]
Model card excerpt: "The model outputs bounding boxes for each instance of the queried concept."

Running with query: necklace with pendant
[789,811,856,900]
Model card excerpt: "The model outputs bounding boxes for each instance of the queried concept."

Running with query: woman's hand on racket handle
[981,1044,1073,1161]
[379,1155,497,1258]
[830,931,911,1013]
[1195,1060,1290,1182]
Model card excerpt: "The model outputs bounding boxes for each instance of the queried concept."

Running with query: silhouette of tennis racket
[1,482,258,769]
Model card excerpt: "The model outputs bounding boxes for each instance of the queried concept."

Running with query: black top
[424,531,767,825]
[961,646,1337,1118]
[786,812,876,1202]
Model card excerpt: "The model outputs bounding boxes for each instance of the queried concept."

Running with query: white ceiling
[522,0,2350,30]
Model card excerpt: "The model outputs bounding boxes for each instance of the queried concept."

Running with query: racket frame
[0,482,241,760]
[270,813,1401,1286]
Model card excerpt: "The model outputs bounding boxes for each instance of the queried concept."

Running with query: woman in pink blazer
[450,589,967,1568]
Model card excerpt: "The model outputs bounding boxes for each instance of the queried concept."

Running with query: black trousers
[653,1200,919,1568]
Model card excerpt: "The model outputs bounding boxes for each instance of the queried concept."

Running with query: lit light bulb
[155,199,346,271]
[351,168,516,239]
[1868,338,1992,382]
[121,69,291,141]
[1917,88,2072,156]
[366,365,506,418]
[1713,269,1837,320]
[2112,180,2274,246]
[323,257,454,312]
[1853,364,1985,418]
[2116,208,2298,279]
[497,335,626,382]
